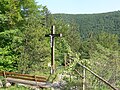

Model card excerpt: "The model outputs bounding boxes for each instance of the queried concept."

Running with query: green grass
[0,85,30,90]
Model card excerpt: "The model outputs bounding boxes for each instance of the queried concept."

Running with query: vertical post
[64,53,67,68]
[45,25,62,74]
[51,25,55,74]
[3,71,7,87]
[83,65,86,90]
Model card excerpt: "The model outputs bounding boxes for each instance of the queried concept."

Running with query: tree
[16,0,51,73]
[0,0,23,71]
[0,0,51,73]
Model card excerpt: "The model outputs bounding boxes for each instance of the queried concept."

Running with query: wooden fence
[76,63,118,90]
[0,71,49,88]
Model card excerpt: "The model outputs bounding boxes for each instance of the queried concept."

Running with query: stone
[5,82,11,87]
[0,80,3,88]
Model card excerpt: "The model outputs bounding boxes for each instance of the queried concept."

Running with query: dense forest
[54,12,120,89]
[0,0,120,89]
[54,11,120,37]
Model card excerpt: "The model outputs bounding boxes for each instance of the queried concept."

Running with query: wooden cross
[45,25,62,74]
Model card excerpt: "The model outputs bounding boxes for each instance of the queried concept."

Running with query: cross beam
[45,25,62,74]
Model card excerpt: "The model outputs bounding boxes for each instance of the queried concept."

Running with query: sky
[36,0,120,14]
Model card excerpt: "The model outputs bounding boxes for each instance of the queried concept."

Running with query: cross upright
[45,25,62,74]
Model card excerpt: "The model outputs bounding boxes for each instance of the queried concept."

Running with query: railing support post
[83,65,86,90]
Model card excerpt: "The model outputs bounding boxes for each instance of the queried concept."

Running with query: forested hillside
[54,11,120,38]
[0,0,120,89]
[53,11,120,89]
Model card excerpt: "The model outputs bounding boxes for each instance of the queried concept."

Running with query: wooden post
[51,25,55,74]
[45,25,62,74]
[83,61,86,90]
[3,71,7,87]
[64,53,67,67]
[78,63,118,90]
[83,67,86,90]
[34,75,38,87]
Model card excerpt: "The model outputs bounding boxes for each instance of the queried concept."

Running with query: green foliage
[48,12,120,89]
[0,0,51,72]
[0,85,30,90]
[0,29,21,71]
[96,32,119,50]
[0,0,22,30]
[54,18,81,52]
[0,0,23,71]
[54,11,120,37]
[1,0,120,89]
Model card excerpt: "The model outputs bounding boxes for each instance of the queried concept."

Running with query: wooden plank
[6,78,50,88]
[5,72,46,79]
[0,73,3,76]
[6,76,46,82]
[0,71,46,80]
[0,71,48,88]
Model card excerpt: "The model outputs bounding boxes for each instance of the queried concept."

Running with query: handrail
[77,63,118,90]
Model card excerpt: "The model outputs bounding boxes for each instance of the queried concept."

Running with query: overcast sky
[36,0,120,14]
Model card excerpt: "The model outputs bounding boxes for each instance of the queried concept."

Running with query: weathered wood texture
[78,63,118,90]
[6,78,50,88]
[0,71,48,88]
[45,25,62,74]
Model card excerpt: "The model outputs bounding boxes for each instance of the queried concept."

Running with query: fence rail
[77,63,118,90]
[0,71,47,82]
[0,71,48,88]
